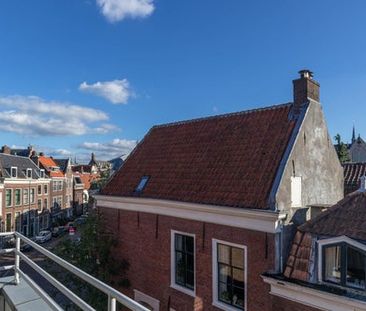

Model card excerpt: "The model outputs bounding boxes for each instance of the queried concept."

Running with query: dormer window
[135,176,149,193]
[11,167,17,178]
[40,169,45,178]
[27,168,32,178]
[319,237,366,290]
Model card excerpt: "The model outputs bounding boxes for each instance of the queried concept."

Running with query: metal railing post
[108,295,116,311]
[14,235,20,285]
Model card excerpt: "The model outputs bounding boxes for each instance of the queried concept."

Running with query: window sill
[212,301,244,311]
[170,283,195,298]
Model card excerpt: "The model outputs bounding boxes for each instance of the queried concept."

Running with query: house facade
[96,71,343,311]
[0,153,51,236]
[263,180,366,311]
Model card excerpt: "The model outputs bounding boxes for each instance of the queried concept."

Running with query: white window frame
[318,235,366,284]
[11,166,17,178]
[212,239,247,311]
[5,189,13,207]
[44,184,48,195]
[23,188,29,205]
[30,188,35,204]
[27,168,32,178]
[170,230,196,297]
[37,198,42,212]
[14,188,22,206]
[40,169,45,178]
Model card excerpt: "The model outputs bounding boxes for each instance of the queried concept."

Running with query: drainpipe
[277,213,287,273]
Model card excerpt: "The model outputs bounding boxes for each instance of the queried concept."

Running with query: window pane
[186,236,194,253]
[187,253,194,271]
[175,234,183,251]
[324,245,341,284]
[175,251,185,285]
[232,247,244,269]
[346,247,366,289]
[186,270,194,289]
[219,263,231,283]
[218,244,230,264]
[233,268,244,288]
[218,282,232,304]
[232,286,245,309]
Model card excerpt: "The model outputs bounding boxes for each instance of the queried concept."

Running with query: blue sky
[0,0,365,162]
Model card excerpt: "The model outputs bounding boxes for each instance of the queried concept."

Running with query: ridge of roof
[152,102,293,129]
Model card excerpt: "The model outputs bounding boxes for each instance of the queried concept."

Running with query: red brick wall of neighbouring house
[271,296,322,311]
[101,207,276,311]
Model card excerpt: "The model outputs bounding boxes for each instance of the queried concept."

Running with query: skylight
[135,176,149,193]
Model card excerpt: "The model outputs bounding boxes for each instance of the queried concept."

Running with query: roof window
[27,168,32,178]
[135,176,149,193]
[11,167,17,178]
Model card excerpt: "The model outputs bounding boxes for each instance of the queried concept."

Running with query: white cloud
[0,95,118,136]
[79,79,132,104]
[96,0,154,23]
[78,138,137,160]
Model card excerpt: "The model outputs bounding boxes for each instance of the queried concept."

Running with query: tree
[334,134,350,164]
[50,211,129,310]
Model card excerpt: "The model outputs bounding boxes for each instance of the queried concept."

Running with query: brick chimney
[1,145,11,154]
[293,70,320,113]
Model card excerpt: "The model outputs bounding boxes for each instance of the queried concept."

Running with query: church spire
[352,125,356,143]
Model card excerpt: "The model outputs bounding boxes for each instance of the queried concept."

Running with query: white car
[35,230,52,243]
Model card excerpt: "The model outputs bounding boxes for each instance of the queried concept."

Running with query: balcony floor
[0,276,54,311]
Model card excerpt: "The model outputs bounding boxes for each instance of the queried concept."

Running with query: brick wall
[101,207,276,311]
[271,296,322,311]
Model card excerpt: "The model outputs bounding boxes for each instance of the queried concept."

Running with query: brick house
[33,155,73,222]
[0,153,51,236]
[263,179,366,311]
[96,70,343,311]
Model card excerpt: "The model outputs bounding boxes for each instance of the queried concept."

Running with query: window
[40,169,45,178]
[38,185,42,195]
[30,188,35,204]
[321,239,366,290]
[15,212,21,232]
[44,198,48,210]
[44,184,48,194]
[11,167,17,178]
[15,189,21,206]
[171,231,195,295]
[27,168,32,178]
[6,213,12,232]
[53,180,63,191]
[213,240,246,311]
[135,176,149,192]
[23,189,29,205]
[38,199,42,212]
[5,189,12,207]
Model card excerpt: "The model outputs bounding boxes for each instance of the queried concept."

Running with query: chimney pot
[299,69,313,79]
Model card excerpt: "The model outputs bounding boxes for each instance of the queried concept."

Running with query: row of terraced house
[0,146,97,236]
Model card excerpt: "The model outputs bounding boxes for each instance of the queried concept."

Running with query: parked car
[74,217,86,225]
[52,226,66,237]
[35,231,52,243]
[20,242,33,252]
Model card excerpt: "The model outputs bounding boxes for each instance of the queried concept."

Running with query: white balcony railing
[0,232,149,311]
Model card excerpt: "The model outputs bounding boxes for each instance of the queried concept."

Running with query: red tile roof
[38,156,65,177]
[343,162,366,195]
[284,191,366,282]
[102,103,296,209]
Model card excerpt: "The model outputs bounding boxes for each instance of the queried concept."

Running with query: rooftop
[102,103,296,209]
